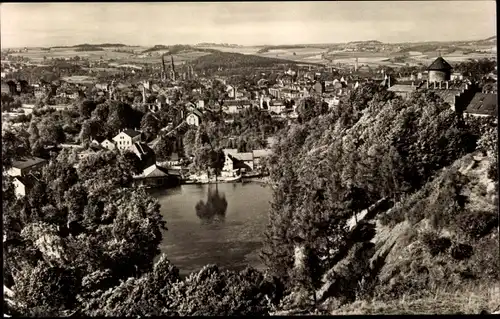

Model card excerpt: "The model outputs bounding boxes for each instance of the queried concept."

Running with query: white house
[186,109,202,127]
[113,129,142,151]
[12,175,39,198]
[101,139,116,151]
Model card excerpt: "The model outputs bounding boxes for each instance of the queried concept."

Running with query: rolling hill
[190,51,319,70]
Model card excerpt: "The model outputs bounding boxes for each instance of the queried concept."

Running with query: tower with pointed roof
[428,56,452,83]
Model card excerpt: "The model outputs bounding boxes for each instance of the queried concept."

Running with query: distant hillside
[142,44,218,55]
[474,36,497,46]
[257,45,309,54]
[347,40,383,46]
[191,51,317,70]
[51,43,128,49]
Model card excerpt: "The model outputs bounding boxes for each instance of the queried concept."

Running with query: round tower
[428,57,452,83]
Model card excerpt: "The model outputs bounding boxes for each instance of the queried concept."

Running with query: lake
[151,182,272,276]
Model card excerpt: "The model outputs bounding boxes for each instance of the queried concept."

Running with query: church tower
[170,55,176,82]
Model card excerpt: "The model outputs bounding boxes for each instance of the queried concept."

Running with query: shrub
[421,231,452,256]
[171,265,280,316]
[487,160,498,181]
[455,210,498,239]
[451,243,474,260]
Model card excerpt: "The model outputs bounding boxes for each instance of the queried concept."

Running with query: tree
[37,116,66,146]
[79,100,97,119]
[4,152,168,317]
[91,102,109,122]
[140,112,161,142]
[152,135,176,162]
[79,118,108,143]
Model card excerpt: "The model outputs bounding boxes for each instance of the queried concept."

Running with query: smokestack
[161,55,166,81]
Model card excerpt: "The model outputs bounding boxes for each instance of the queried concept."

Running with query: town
[2,44,497,197]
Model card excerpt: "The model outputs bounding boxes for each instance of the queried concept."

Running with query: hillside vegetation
[262,83,498,313]
[191,51,311,71]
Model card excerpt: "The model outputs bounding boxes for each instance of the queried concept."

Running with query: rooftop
[232,152,254,162]
[11,157,46,170]
[252,149,272,158]
[122,129,141,138]
[464,93,497,116]
[428,57,453,71]
[388,84,418,93]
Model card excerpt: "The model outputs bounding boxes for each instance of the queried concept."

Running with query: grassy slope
[349,152,498,314]
[290,151,498,316]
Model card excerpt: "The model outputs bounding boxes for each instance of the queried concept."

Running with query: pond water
[150,182,272,276]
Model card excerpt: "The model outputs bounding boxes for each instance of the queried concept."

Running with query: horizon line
[1,35,496,50]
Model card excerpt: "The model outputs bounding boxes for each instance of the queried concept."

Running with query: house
[463,93,497,117]
[12,174,39,198]
[7,157,47,177]
[387,82,420,99]
[222,149,239,177]
[113,129,142,151]
[186,109,202,127]
[132,164,181,188]
[129,142,156,170]
[269,100,286,114]
[222,149,254,175]
[101,139,116,151]
[231,152,254,173]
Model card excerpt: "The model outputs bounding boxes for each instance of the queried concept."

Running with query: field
[7,41,496,70]
[61,75,96,84]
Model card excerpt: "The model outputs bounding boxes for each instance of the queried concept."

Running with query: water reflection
[195,186,228,224]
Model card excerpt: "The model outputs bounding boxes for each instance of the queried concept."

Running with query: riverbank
[242,176,270,184]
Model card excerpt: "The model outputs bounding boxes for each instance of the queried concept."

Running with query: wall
[428,70,450,83]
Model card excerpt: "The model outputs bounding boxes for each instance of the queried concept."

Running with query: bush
[455,210,498,239]
[487,160,498,181]
[171,265,280,316]
[450,243,474,260]
[421,232,452,256]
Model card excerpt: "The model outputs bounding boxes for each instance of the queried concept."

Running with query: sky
[0,1,496,48]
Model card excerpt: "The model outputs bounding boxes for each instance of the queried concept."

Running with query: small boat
[219,174,242,183]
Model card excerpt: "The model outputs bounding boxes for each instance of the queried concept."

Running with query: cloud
[0,2,496,48]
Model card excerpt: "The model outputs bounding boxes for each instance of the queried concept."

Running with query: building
[428,57,452,83]
[12,174,39,198]
[311,81,325,95]
[186,109,202,127]
[269,100,286,114]
[129,142,156,170]
[223,100,252,114]
[113,129,142,151]
[132,164,181,188]
[462,92,497,117]
[7,157,47,177]
[222,149,255,175]
[387,81,421,99]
